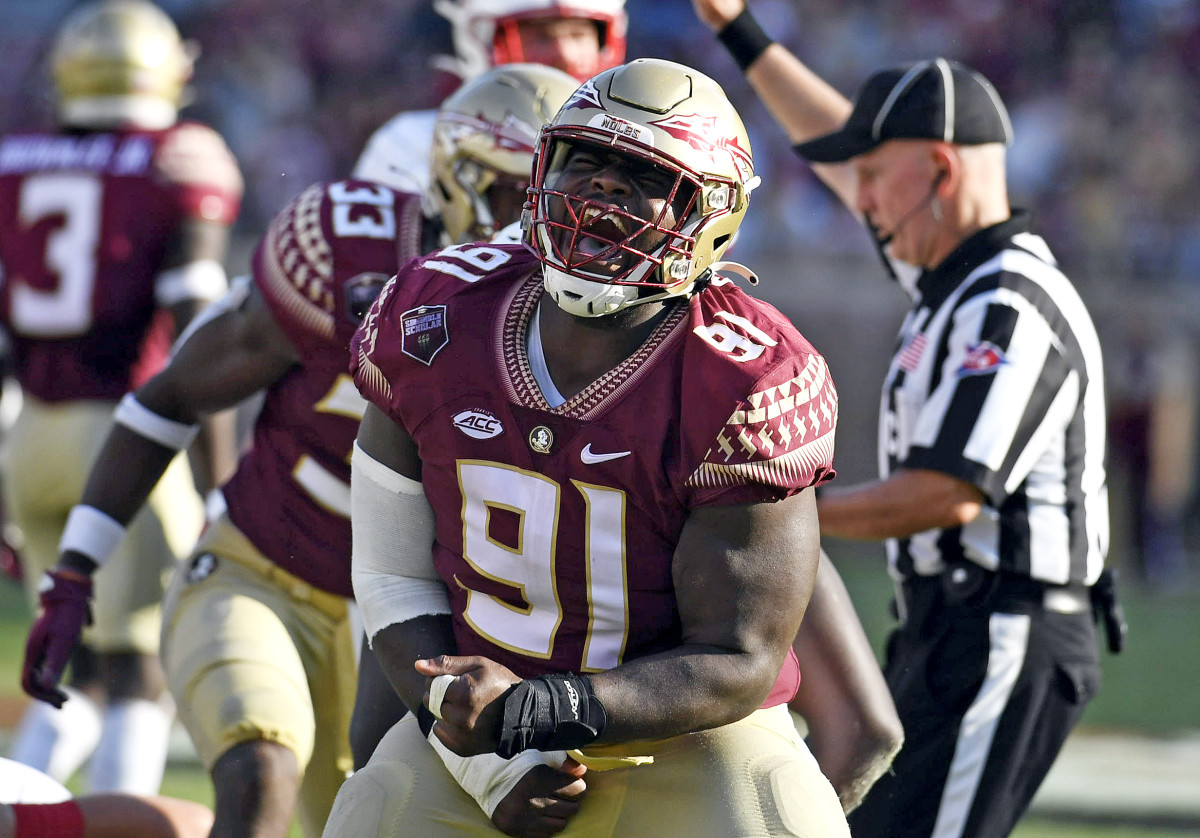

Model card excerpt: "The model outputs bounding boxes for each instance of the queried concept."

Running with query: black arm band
[716,8,775,72]
[495,674,607,759]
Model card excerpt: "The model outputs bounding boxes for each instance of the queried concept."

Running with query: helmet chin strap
[541,263,639,318]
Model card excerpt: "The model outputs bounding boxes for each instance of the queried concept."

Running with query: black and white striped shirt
[881,212,1108,585]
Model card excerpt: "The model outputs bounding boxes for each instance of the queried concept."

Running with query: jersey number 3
[11,173,102,337]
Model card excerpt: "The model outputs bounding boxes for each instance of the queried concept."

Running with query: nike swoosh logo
[580,444,631,464]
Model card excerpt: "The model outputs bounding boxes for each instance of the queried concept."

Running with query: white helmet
[433,0,627,82]
[527,59,757,318]
[51,0,196,130]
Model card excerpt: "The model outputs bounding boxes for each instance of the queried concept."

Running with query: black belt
[896,564,1126,653]
[898,564,1090,619]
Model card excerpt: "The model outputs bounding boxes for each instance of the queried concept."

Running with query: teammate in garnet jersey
[20,63,579,838]
[331,59,850,838]
[1,0,241,796]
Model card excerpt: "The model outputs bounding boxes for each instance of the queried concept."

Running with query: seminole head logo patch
[400,305,449,366]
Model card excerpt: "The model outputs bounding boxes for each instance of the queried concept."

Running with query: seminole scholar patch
[401,305,449,365]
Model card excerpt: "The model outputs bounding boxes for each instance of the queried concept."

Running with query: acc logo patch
[186,553,218,584]
[957,341,1007,377]
[401,305,449,366]
[453,409,504,440]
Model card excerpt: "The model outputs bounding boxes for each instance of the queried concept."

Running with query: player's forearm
[788,556,903,811]
[68,370,212,534]
[55,424,180,576]
[189,407,240,496]
[372,615,459,715]
[76,425,179,528]
[808,726,902,813]
[590,642,786,742]
[817,470,983,540]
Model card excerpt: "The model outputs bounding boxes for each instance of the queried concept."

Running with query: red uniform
[222,179,428,597]
[352,243,837,705]
[0,123,241,402]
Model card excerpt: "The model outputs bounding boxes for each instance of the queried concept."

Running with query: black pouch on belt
[1090,568,1128,654]
[939,560,999,609]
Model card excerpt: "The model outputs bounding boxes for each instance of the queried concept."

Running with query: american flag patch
[898,333,926,372]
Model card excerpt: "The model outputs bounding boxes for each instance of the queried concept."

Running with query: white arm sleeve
[350,441,450,644]
[428,735,568,818]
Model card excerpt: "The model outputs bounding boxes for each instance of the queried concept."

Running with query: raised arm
[790,555,903,812]
[691,0,858,209]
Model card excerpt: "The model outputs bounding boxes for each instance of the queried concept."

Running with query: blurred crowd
[2,0,1198,586]
[3,0,1198,285]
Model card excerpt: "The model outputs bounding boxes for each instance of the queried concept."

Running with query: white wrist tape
[428,732,568,818]
[351,442,450,643]
[428,674,455,720]
[114,394,200,451]
[155,258,228,306]
[58,505,127,567]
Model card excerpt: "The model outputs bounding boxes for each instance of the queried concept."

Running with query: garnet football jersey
[222,180,426,597]
[0,122,242,402]
[352,243,837,705]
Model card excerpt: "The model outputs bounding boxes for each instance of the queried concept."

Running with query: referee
[694,2,1125,836]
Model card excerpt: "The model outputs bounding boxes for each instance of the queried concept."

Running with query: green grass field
[4,567,1199,837]
[96,762,1195,838]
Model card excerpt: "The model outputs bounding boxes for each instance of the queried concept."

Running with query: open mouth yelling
[565,204,639,273]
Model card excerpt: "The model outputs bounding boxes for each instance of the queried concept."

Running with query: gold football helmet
[51,0,196,130]
[527,58,759,317]
[429,63,578,245]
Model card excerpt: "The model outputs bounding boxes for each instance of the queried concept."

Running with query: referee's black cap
[796,58,1014,163]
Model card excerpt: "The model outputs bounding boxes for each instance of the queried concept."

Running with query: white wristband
[114,393,199,451]
[58,505,127,567]
[428,732,567,818]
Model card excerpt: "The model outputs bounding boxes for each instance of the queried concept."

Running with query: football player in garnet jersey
[20,63,579,838]
[1,0,242,796]
[331,58,850,837]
